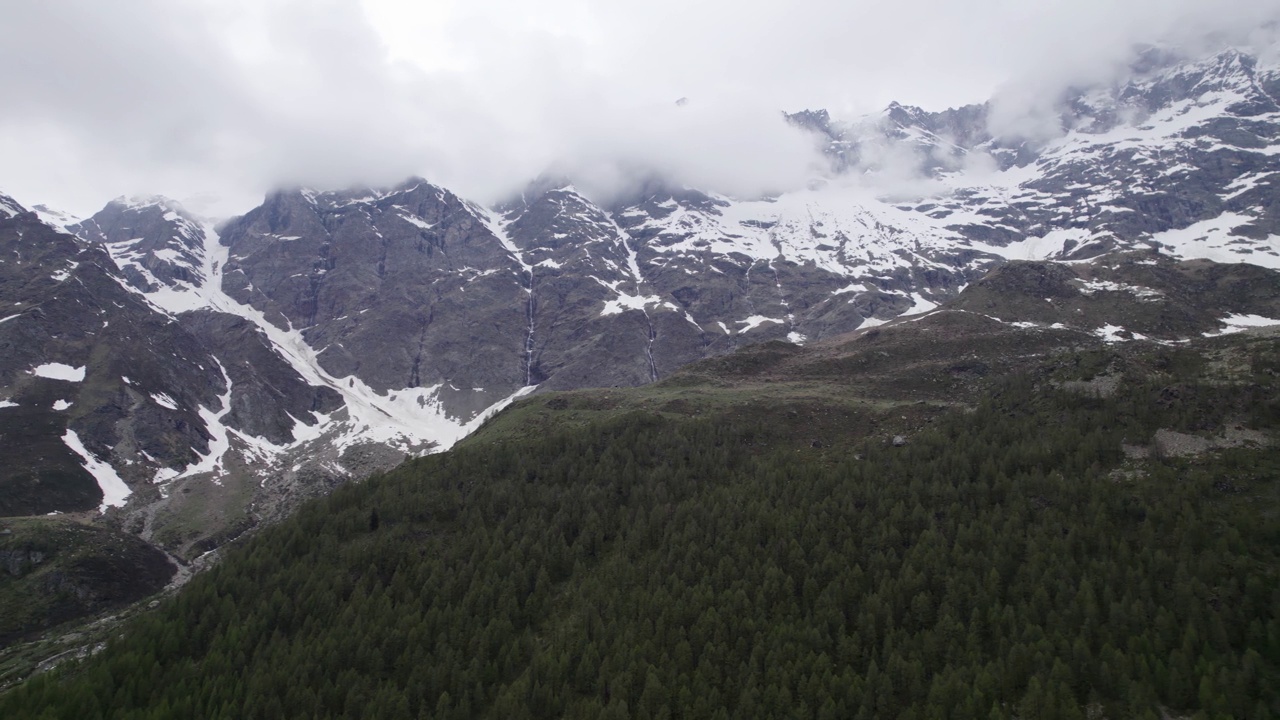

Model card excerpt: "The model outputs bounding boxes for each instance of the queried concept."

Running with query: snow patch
[900,294,938,317]
[601,293,665,317]
[150,393,179,410]
[1094,324,1148,343]
[63,430,131,511]
[150,248,186,264]
[1204,313,1280,337]
[736,315,784,333]
[832,282,869,296]
[1076,279,1162,300]
[968,229,1089,262]
[399,212,434,231]
[1221,172,1270,201]
[168,360,234,483]
[478,208,532,273]
[1148,212,1280,269]
[286,410,331,445]
[31,363,86,382]
[53,399,72,411]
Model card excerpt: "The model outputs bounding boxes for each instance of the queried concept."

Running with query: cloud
[984,0,1280,142]
[0,0,429,215]
[0,0,1277,217]
[0,0,829,215]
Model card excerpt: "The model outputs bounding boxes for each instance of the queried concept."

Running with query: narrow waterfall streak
[523,269,536,386]
[643,310,658,382]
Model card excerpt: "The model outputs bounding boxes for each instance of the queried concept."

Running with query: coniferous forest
[2,339,1278,719]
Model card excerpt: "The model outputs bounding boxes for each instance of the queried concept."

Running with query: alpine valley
[1,39,1279,708]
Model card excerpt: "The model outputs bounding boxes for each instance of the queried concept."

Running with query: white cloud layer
[1,0,1277,217]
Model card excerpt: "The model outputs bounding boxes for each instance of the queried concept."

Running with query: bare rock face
[69,197,208,293]
[191,45,1280,433]
[500,185,681,390]
[0,196,229,515]
[179,310,342,445]
[218,180,530,419]
[208,175,981,423]
[952,256,1280,342]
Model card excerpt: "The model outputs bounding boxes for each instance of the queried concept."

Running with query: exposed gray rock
[218,180,529,417]
[0,198,230,515]
[70,197,206,292]
[179,309,342,444]
[1,549,46,577]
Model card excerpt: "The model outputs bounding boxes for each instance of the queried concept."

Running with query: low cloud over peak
[1,0,1276,218]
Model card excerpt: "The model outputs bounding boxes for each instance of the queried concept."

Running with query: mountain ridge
[1,40,1279,567]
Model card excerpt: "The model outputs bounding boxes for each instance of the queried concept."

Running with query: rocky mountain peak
[70,195,207,294]
[784,108,834,136]
[506,184,622,260]
[0,193,27,218]
[30,204,83,229]
[229,188,329,240]
[497,174,578,214]
[883,101,930,127]
[1112,46,1278,118]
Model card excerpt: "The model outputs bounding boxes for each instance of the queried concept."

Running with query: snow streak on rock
[63,430,131,511]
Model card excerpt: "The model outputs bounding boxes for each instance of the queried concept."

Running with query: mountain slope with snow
[1,42,1278,564]
[803,46,1280,268]
[0,193,231,518]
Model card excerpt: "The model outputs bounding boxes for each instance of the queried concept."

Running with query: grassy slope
[0,517,174,688]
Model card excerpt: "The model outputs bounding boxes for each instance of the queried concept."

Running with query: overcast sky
[1,0,1277,218]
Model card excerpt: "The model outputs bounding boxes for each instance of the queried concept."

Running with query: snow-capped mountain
[34,191,535,555]
[0,192,233,520]
[795,45,1280,266]
[3,42,1280,559]
[70,196,208,295]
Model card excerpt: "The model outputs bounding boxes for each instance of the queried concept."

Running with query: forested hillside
[3,327,1276,719]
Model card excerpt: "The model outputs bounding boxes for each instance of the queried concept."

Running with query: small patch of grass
[150,466,259,560]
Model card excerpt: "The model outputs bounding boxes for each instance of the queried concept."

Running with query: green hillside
[3,321,1276,719]
[0,517,175,690]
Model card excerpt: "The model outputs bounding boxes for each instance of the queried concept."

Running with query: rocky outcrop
[179,309,342,444]
[70,197,207,293]
[217,181,529,418]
